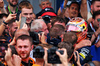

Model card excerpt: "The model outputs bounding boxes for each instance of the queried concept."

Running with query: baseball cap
[40,6,57,17]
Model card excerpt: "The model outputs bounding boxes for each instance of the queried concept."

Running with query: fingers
[13,54,21,60]
[5,14,17,23]
[10,14,17,19]
[56,51,61,56]
[44,47,48,57]
[43,47,48,63]
[74,51,79,62]
[56,48,67,57]
[38,33,41,40]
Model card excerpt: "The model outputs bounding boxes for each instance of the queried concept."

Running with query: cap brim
[41,12,57,17]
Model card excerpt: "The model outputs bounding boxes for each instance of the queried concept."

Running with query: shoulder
[29,57,35,64]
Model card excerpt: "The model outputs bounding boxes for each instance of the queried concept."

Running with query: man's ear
[31,45,34,50]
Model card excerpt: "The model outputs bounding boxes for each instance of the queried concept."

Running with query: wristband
[3,21,8,25]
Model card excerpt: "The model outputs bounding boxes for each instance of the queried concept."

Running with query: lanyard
[8,6,18,14]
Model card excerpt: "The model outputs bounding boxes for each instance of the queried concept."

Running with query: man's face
[7,0,18,7]
[69,3,79,18]
[16,39,32,59]
[41,22,49,36]
[21,8,33,24]
[40,1,51,9]
[93,15,100,29]
[10,22,18,37]
[91,1,100,12]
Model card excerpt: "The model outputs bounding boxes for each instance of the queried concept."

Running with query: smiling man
[15,35,37,66]
[20,1,35,29]
[6,0,19,14]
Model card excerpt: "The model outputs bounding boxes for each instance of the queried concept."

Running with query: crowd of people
[0,0,100,66]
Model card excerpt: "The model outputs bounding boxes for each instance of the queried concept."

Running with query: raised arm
[0,14,16,36]
[80,0,87,20]
[57,0,68,16]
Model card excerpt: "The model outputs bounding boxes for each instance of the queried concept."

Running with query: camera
[47,34,61,47]
[0,43,17,58]
[9,45,18,56]
[33,46,44,58]
[47,47,63,64]
[33,46,63,64]
[42,15,51,24]
[72,46,92,65]
[16,11,21,21]
[30,31,40,45]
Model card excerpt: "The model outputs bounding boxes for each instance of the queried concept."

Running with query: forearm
[57,0,68,16]
[62,62,68,66]
[80,0,87,20]
[64,0,68,8]
[0,23,6,36]
[91,32,98,43]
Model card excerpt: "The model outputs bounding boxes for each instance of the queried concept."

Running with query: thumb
[56,51,61,57]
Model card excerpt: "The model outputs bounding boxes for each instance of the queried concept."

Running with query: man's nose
[27,14,30,18]
[21,47,25,51]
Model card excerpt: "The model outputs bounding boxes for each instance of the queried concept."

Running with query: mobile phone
[20,17,26,29]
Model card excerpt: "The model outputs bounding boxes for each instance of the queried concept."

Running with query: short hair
[39,0,51,4]
[69,2,80,12]
[51,16,66,26]
[63,32,77,45]
[58,42,74,58]
[30,19,44,32]
[8,22,17,29]
[16,35,33,45]
[19,1,33,11]
[50,24,65,38]
[93,10,100,19]
[91,0,100,4]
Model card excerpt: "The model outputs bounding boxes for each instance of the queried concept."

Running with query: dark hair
[58,42,74,58]
[69,2,80,12]
[50,24,65,38]
[16,35,33,45]
[0,13,8,19]
[63,32,77,45]
[51,16,66,26]
[91,0,100,4]
[93,10,100,19]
